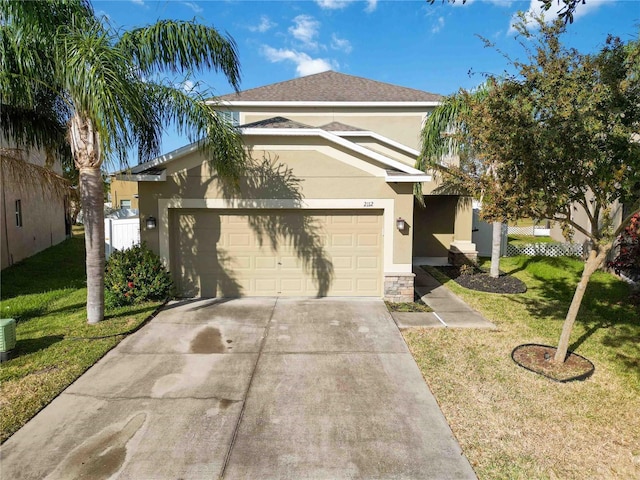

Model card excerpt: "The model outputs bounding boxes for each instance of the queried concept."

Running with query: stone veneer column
[383,273,415,303]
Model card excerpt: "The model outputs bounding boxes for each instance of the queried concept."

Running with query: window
[15,199,22,227]
[218,111,240,126]
[120,199,131,209]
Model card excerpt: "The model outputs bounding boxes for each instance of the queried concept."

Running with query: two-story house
[117,71,477,301]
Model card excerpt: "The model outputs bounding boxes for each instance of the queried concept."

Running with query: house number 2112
[363,201,374,207]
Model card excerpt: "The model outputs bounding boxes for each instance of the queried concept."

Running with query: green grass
[508,234,558,245]
[405,256,640,478]
[0,231,163,443]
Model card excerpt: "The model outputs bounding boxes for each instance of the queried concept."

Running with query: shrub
[105,243,173,307]
[608,213,640,280]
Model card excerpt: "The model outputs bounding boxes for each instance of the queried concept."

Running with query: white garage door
[172,209,383,297]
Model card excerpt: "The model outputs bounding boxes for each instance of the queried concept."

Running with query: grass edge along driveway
[404,256,640,480]
[0,232,163,443]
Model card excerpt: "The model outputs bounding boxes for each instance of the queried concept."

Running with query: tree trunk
[554,246,609,362]
[70,114,104,324]
[490,221,502,278]
[79,168,105,323]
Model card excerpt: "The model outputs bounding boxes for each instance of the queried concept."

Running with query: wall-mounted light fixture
[146,216,157,230]
[396,217,406,231]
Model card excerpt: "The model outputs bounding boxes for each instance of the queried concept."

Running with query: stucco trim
[385,174,432,183]
[210,100,441,108]
[332,131,420,157]
[115,171,167,182]
[241,128,425,175]
[158,197,412,280]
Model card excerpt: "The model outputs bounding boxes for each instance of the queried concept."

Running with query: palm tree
[417,83,504,278]
[1,0,247,323]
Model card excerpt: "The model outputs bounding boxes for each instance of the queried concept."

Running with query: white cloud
[289,15,321,49]
[261,46,336,77]
[331,34,352,53]
[97,10,111,21]
[131,0,144,5]
[315,0,378,12]
[431,16,445,34]
[182,1,203,14]
[365,0,378,12]
[508,0,609,35]
[316,0,350,9]
[484,0,512,6]
[249,15,276,33]
[182,80,195,93]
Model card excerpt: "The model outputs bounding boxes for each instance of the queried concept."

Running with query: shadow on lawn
[15,335,65,356]
[13,302,87,324]
[0,237,86,300]
[509,257,639,381]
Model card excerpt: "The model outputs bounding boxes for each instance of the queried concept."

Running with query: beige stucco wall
[412,195,475,258]
[139,142,414,270]
[235,105,431,150]
[550,199,623,244]
[110,179,139,209]
[1,161,67,270]
[413,196,457,257]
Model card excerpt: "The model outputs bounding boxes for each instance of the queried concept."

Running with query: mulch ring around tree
[512,344,595,382]
[431,265,527,294]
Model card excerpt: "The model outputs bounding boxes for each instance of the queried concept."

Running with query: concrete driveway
[1,297,476,480]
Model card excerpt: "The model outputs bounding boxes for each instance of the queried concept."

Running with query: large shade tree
[417,82,507,278]
[427,0,587,23]
[464,19,640,362]
[1,0,247,323]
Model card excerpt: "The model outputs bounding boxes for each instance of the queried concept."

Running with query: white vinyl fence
[105,217,140,258]
[507,225,551,236]
[506,243,583,257]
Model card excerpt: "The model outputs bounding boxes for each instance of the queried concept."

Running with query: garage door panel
[331,234,354,247]
[357,257,379,269]
[232,256,252,270]
[279,256,300,269]
[357,234,379,247]
[228,233,251,247]
[255,278,277,294]
[173,209,382,297]
[255,257,277,270]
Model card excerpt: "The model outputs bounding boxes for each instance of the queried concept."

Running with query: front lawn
[0,231,163,443]
[508,234,558,245]
[405,257,640,479]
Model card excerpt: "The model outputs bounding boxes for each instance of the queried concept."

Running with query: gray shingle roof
[240,117,312,129]
[218,71,442,102]
[319,122,364,132]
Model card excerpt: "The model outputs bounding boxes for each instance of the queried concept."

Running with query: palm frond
[117,20,241,91]
[145,83,247,183]
[0,149,70,200]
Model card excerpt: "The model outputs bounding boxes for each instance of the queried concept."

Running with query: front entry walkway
[1,297,476,479]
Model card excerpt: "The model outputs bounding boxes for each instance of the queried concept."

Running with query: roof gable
[218,71,441,103]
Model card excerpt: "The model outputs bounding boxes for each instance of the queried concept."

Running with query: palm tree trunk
[70,114,104,324]
[490,221,502,278]
[79,167,105,323]
[554,245,609,362]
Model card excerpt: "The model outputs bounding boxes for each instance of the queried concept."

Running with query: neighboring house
[0,145,68,270]
[549,198,624,245]
[116,71,477,301]
[109,178,139,210]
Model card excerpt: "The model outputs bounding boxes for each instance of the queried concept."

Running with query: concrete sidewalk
[391,268,496,330]
[1,297,476,480]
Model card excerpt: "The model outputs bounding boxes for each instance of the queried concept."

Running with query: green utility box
[0,318,17,362]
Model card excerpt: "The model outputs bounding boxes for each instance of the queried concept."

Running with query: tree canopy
[462,18,639,361]
[1,0,247,323]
